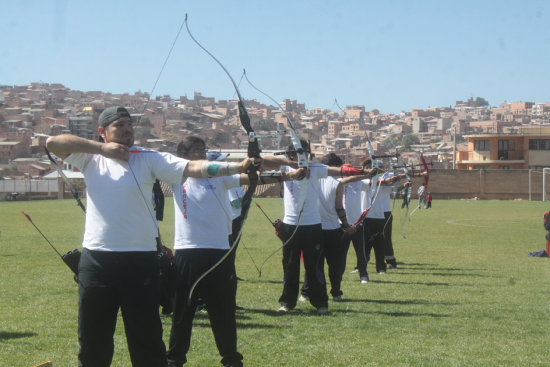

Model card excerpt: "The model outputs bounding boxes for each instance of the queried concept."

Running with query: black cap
[98,106,131,127]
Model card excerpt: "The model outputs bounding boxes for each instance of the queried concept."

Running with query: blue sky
[2,0,549,114]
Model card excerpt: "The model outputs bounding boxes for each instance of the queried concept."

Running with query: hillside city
[1,81,550,180]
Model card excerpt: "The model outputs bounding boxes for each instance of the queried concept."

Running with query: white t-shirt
[366,179,388,220]
[282,163,328,226]
[172,174,240,250]
[65,147,188,251]
[377,185,393,213]
[343,180,369,224]
[318,176,341,230]
[359,178,371,212]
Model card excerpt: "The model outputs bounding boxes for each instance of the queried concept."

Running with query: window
[529,139,550,150]
[498,166,513,170]
[498,140,514,151]
[498,140,512,160]
[474,140,489,151]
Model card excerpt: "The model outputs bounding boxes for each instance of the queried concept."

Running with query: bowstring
[124,18,186,243]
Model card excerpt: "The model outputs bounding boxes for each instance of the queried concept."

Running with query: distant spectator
[417,183,427,209]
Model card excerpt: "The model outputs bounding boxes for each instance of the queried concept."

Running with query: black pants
[167,249,242,367]
[78,249,167,367]
[279,223,328,310]
[364,218,387,273]
[347,222,367,277]
[383,211,396,261]
[322,228,349,297]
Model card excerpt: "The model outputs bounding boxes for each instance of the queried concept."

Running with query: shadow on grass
[395,271,493,277]
[193,321,285,330]
[0,331,38,340]
[397,266,485,272]
[369,279,453,286]
[398,266,488,272]
[361,298,457,306]
[241,279,283,285]
[193,307,292,321]
[235,307,294,317]
[397,263,488,272]
[368,311,450,318]
[193,311,293,331]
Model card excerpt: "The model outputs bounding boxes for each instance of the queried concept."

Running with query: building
[68,115,95,140]
[456,129,550,170]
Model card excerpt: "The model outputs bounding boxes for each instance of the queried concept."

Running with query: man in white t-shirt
[360,159,400,275]
[342,175,370,282]
[317,153,356,301]
[168,137,305,367]
[417,183,427,209]
[46,107,257,367]
[364,162,421,274]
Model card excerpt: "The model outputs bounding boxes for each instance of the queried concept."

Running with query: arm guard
[201,161,240,178]
[341,166,363,176]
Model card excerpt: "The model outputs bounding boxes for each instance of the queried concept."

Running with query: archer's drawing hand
[101,142,129,161]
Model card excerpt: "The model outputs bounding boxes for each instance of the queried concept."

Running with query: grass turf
[1,198,549,366]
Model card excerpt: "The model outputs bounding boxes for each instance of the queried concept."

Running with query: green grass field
[1,198,550,366]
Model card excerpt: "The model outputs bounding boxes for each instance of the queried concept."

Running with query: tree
[475,97,489,107]
[138,116,151,126]
[402,134,420,150]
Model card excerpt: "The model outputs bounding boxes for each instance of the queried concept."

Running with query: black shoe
[387,259,398,269]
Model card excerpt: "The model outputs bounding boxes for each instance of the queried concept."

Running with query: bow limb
[407,154,429,220]
[334,98,346,117]
[381,137,401,235]
[381,160,399,237]
[387,138,411,238]
[185,15,260,303]
[242,70,307,169]
[365,135,383,204]
[399,159,412,238]
[420,153,430,191]
[242,69,309,274]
